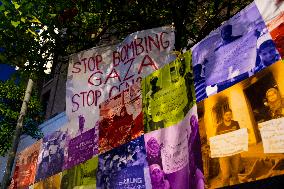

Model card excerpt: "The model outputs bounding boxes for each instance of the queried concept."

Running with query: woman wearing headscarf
[150,164,171,189]
[266,87,284,119]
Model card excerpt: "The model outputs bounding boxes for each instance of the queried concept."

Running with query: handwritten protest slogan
[259,118,284,153]
[66,26,175,131]
[209,128,248,158]
[65,127,98,169]
[143,51,194,132]
[151,78,188,123]
[161,130,189,174]
[144,108,198,175]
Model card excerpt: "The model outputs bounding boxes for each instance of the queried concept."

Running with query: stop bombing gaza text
[71,31,171,113]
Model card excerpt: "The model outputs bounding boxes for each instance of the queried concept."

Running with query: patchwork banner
[66,26,176,132]
[11,1,284,188]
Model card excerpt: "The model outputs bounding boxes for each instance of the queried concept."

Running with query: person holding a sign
[146,76,164,130]
[179,58,194,115]
[265,87,284,119]
[216,109,241,186]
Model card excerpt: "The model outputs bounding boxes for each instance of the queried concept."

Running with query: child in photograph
[252,40,280,74]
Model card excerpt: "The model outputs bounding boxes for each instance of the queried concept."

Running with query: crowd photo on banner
[7,0,284,188]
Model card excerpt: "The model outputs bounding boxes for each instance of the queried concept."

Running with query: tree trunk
[1,79,34,189]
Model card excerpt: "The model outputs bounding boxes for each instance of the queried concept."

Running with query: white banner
[66,26,176,132]
[209,128,248,158]
[259,118,284,153]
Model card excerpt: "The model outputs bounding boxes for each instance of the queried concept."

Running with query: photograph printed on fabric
[144,105,204,189]
[61,156,98,189]
[142,51,195,133]
[96,136,147,189]
[9,140,41,189]
[33,173,62,189]
[197,60,284,188]
[99,83,143,153]
[64,123,99,170]
[191,2,280,102]
[35,127,69,181]
[255,0,284,57]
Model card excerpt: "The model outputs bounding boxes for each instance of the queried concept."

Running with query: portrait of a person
[216,109,241,186]
[265,87,284,119]
[193,63,207,102]
[215,24,242,51]
[179,58,194,115]
[146,76,164,130]
[252,40,280,74]
[150,164,171,189]
[146,137,163,168]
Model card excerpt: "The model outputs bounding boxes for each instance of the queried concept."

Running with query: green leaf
[11,21,20,28]
[0,5,5,11]
[21,17,26,23]
[13,2,20,9]
[49,13,57,18]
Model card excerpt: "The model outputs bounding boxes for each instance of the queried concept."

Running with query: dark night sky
[0,64,15,81]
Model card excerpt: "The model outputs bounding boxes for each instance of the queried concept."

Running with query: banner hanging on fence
[66,26,175,132]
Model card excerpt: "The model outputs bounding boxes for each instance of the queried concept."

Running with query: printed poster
[65,125,99,169]
[61,157,98,189]
[255,0,284,57]
[10,140,41,189]
[33,173,62,189]
[35,127,69,181]
[97,136,147,189]
[99,83,143,153]
[255,0,284,23]
[66,26,176,133]
[142,51,195,133]
[197,61,284,188]
[191,2,280,102]
[145,106,204,189]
